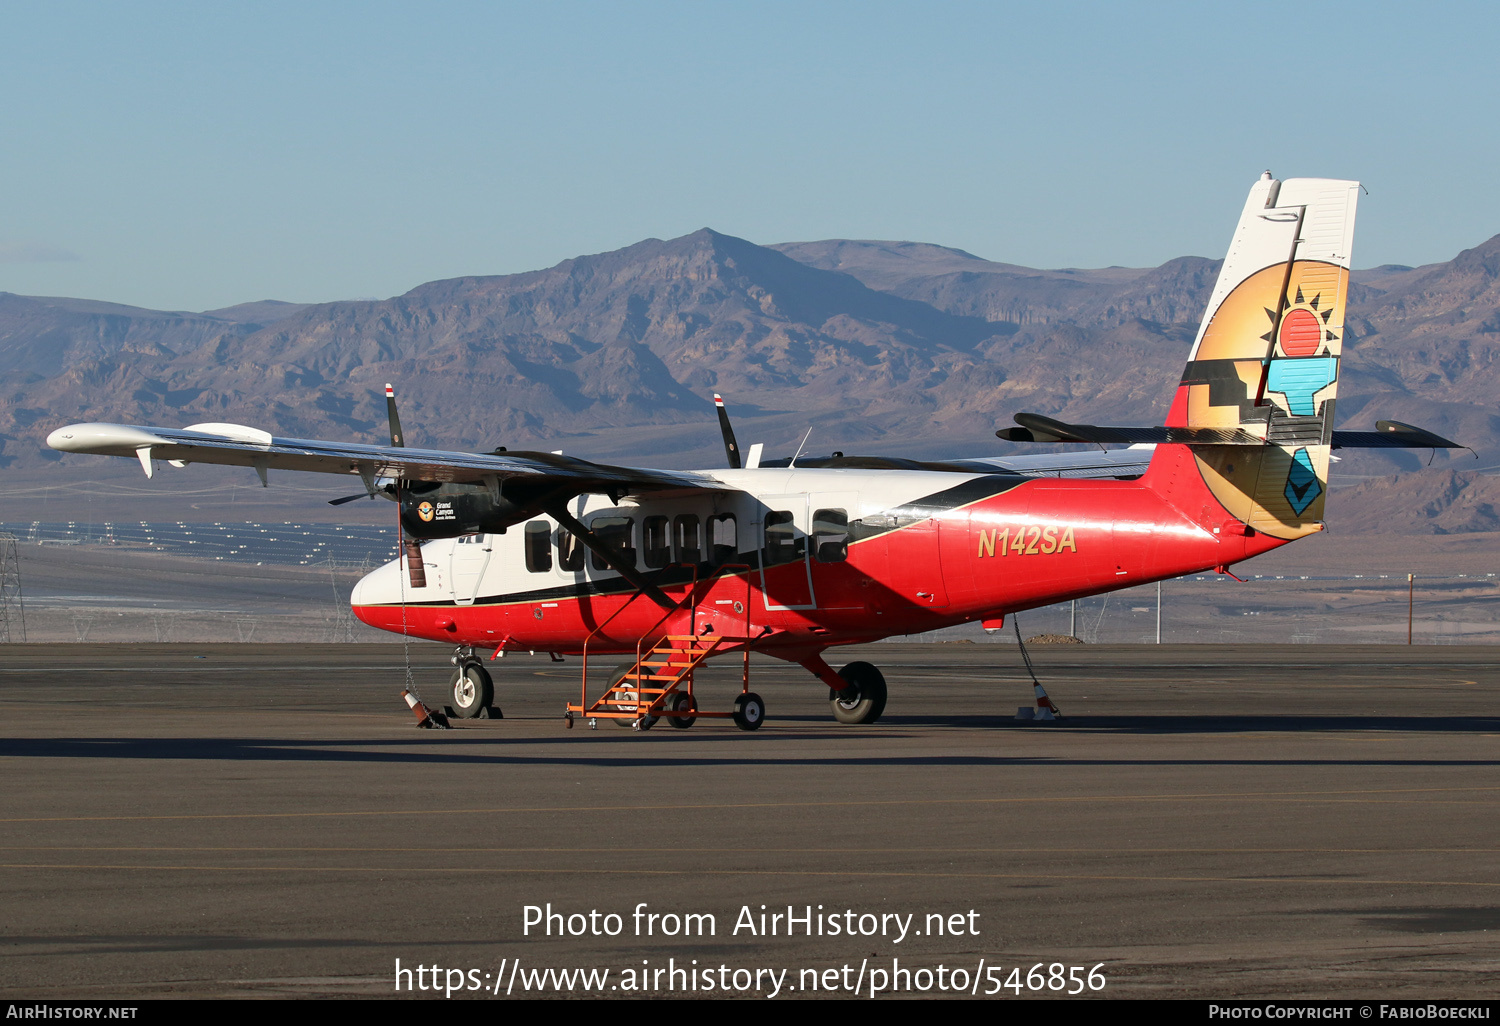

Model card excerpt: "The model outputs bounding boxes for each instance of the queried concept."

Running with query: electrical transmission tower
[0,533,26,643]
[326,554,373,643]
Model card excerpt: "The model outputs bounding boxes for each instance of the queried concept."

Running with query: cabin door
[449,533,492,605]
[757,494,815,610]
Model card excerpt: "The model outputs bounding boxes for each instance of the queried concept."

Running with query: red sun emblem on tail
[1278,308,1323,357]
[1266,283,1339,358]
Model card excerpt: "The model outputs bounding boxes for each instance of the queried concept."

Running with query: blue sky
[3,1,1496,311]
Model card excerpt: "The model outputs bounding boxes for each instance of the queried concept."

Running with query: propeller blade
[327,492,374,506]
[713,393,741,469]
[385,383,405,448]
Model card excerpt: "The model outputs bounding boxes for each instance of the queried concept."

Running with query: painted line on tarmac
[0,666,431,674]
[6,844,1500,855]
[5,784,1500,824]
[4,862,1500,890]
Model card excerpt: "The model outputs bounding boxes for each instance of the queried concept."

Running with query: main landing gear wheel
[608,663,657,730]
[666,691,697,729]
[449,662,494,719]
[732,692,765,731]
[830,661,886,725]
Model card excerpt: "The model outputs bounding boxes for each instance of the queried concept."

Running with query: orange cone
[402,690,450,729]
[1033,683,1062,719]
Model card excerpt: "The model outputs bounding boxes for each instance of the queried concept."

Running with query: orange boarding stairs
[566,565,761,730]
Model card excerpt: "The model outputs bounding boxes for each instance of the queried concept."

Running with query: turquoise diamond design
[1284,448,1321,515]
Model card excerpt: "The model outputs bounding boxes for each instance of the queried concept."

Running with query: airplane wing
[45,421,729,494]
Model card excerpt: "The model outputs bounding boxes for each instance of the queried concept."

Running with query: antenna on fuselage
[713,393,742,469]
[789,427,813,468]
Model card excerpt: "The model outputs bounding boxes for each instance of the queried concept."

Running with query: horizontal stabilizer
[1343,420,1467,450]
[997,412,1462,450]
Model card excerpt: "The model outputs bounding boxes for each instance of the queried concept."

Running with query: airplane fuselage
[350,445,1287,661]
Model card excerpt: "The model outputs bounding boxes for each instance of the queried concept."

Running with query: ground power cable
[394,482,416,695]
[1012,613,1062,718]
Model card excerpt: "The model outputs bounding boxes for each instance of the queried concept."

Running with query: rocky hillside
[2,230,1022,464]
[1328,469,1500,534]
[4,229,1499,524]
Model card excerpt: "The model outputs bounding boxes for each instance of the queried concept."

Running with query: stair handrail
[632,563,708,683]
[582,563,700,704]
[633,561,758,704]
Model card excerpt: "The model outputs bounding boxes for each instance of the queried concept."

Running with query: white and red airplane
[46,174,1459,730]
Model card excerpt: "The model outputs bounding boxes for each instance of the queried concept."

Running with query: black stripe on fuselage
[880,473,1026,527]
[372,472,1028,608]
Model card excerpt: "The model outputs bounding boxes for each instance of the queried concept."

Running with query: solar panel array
[2,521,396,567]
[910,572,1500,646]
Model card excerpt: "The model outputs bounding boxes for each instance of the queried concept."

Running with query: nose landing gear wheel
[449,663,494,719]
[830,661,886,725]
[666,691,697,729]
[732,691,765,731]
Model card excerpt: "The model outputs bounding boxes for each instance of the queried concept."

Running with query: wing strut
[543,504,676,611]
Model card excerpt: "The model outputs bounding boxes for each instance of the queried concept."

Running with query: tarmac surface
[2,641,1499,1000]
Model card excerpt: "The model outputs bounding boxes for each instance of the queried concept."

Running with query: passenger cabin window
[643,516,670,569]
[673,514,702,564]
[556,527,585,572]
[590,517,636,572]
[524,521,551,572]
[707,513,737,567]
[763,510,804,565]
[812,508,849,563]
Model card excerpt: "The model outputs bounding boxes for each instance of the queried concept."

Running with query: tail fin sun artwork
[45,174,1462,729]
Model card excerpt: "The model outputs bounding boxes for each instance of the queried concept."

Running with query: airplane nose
[46,426,76,450]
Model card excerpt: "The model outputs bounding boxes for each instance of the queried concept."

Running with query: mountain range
[3,227,1499,529]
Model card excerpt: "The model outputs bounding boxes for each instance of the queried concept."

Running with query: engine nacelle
[397,478,570,539]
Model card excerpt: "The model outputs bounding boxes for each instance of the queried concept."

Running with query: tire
[450,663,494,719]
[608,663,656,729]
[732,691,765,731]
[667,691,697,729]
[830,661,887,725]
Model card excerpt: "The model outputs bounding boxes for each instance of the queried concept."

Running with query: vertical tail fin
[1163,173,1359,540]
